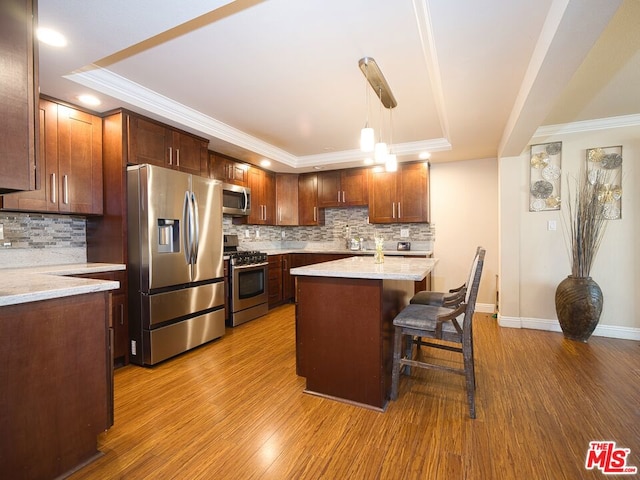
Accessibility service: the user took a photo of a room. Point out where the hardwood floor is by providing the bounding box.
[69,305,640,479]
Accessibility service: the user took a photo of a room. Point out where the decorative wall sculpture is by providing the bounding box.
[530,142,562,212]
[586,145,623,220]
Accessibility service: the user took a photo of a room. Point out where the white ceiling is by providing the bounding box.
[37,0,639,173]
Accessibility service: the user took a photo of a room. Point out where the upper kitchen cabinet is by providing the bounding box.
[276,174,298,226]
[317,168,368,208]
[127,114,207,175]
[298,173,324,226]
[247,167,275,225]
[368,162,430,223]
[1,98,103,215]
[0,0,38,193]
[209,152,248,186]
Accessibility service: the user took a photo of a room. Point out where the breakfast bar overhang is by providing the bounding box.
[291,256,438,411]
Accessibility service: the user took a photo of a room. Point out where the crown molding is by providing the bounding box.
[67,66,452,170]
[534,114,640,138]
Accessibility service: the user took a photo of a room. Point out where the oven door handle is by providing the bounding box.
[231,262,269,270]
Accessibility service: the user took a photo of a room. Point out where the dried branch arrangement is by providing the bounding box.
[564,169,611,278]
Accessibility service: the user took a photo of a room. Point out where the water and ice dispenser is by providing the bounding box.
[157,219,179,253]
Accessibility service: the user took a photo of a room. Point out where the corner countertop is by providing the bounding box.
[0,263,125,307]
[290,255,437,281]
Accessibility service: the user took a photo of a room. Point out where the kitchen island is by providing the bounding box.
[291,255,437,411]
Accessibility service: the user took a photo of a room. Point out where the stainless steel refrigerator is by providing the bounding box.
[127,164,225,366]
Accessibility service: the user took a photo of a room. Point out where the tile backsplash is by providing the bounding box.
[0,206,434,268]
[0,213,87,268]
[223,207,435,250]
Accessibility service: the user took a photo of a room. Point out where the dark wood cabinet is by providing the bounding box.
[0,0,38,194]
[0,291,112,479]
[248,167,275,225]
[127,114,207,175]
[268,254,284,308]
[276,174,299,226]
[209,152,248,186]
[73,270,128,368]
[1,98,103,215]
[368,162,430,223]
[317,168,368,208]
[298,173,325,226]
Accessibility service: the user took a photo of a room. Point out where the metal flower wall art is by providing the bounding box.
[530,142,562,212]
[586,146,623,220]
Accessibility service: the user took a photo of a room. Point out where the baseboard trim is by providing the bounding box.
[496,315,640,341]
[475,303,495,314]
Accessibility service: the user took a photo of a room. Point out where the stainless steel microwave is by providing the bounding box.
[222,183,251,216]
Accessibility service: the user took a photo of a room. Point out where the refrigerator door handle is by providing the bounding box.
[191,191,200,264]
[183,191,192,264]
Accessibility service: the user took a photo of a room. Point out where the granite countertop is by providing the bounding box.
[0,263,125,307]
[290,255,437,281]
[263,248,432,257]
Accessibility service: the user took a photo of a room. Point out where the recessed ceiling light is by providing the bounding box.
[313,166,324,170]
[363,158,373,165]
[77,94,101,107]
[37,27,67,47]
[419,151,431,160]
[260,159,271,168]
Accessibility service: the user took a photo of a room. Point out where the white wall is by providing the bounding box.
[430,157,499,312]
[499,122,639,340]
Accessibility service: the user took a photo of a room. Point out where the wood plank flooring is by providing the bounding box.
[69,304,640,479]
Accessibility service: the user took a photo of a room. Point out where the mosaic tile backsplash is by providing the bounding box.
[0,207,434,267]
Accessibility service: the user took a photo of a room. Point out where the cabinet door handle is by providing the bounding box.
[63,175,69,204]
[278,207,281,223]
[51,173,56,204]
[168,147,173,165]
[342,191,346,203]
[337,191,340,202]
[118,303,124,325]
[176,148,180,167]
[392,202,396,219]
[397,202,401,219]
[313,206,317,222]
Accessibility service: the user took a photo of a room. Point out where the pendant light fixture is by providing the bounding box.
[385,105,398,172]
[360,63,375,152]
[374,85,388,163]
[358,57,397,166]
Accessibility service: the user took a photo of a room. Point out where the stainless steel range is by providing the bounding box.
[224,235,269,326]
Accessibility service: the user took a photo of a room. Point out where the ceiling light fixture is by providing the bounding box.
[37,27,67,47]
[77,94,101,107]
[358,57,398,171]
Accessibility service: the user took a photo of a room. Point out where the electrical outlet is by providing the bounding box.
[281,230,286,240]
[548,220,557,231]
[245,229,250,238]
[400,228,410,238]
[256,228,260,239]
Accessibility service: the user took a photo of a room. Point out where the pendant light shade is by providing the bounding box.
[360,127,375,152]
[385,153,398,172]
[374,141,388,163]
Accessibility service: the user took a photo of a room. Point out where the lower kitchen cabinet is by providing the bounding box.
[268,254,284,308]
[73,269,128,367]
[0,291,112,479]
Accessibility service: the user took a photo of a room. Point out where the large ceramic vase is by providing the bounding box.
[555,275,603,342]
